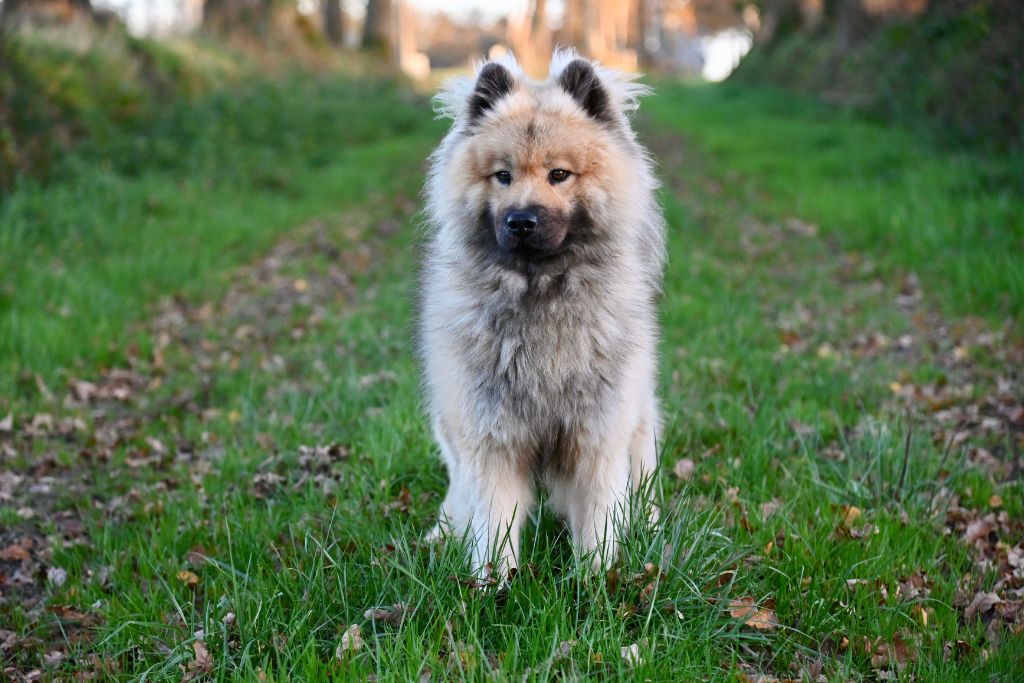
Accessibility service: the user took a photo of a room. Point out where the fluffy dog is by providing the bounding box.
[417,49,666,573]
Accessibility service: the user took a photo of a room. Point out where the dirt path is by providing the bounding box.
[0,191,416,677]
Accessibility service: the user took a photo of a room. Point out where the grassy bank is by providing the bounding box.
[647,83,1024,323]
[0,43,438,396]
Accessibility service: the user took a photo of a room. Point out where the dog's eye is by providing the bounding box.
[494,171,512,186]
[548,169,571,184]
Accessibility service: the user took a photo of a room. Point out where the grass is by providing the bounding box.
[647,83,1024,322]
[1,70,1021,681]
[0,69,437,397]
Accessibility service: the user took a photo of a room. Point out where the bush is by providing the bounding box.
[734,0,1023,152]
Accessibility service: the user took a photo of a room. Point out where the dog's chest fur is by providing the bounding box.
[449,264,638,459]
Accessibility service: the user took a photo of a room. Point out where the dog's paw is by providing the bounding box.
[423,523,447,543]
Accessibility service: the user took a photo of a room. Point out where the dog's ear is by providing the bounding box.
[558,59,612,123]
[468,62,516,123]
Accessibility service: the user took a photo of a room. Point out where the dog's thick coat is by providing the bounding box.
[418,50,666,572]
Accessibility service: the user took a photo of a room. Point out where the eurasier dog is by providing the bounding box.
[418,49,665,574]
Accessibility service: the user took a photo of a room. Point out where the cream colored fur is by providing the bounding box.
[418,49,666,575]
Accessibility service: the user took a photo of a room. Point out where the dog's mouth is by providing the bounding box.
[472,205,595,274]
[506,241,570,260]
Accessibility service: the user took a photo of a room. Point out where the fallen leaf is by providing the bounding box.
[50,605,91,623]
[0,413,12,432]
[177,570,200,586]
[964,591,1001,620]
[188,640,214,677]
[335,624,363,659]
[363,603,410,628]
[911,604,933,627]
[728,597,779,630]
[673,458,695,480]
[552,640,575,664]
[47,567,68,587]
[186,545,210,567]
[759,498,783,519]
[0,544,31,562]
[868,632,916,670]
[964,517,994,544]
[43,650,65,668]
[840,505,862,528]
[620,642,642,667]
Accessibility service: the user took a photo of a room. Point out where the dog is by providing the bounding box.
[417,49,666,574]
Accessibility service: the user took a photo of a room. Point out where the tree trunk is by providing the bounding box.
[756,0,802,47]
[561,0,585,51]
[362,0,391,52]
[834,0,875,52]
[1,0,94,25]
[629,0,651,66]
[204,0,271,33]
[322,0,343,46]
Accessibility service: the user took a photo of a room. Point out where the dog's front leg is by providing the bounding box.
[464,452,534,577]
[562,431,633,571]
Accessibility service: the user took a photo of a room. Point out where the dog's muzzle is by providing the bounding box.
[496,205,568,256]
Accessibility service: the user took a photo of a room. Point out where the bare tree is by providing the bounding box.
[362,0,391,51]
[1,0,95,26]
[203,0,272,32]
[322,0,342,46]
[833,0,875,51]
[561,0,585,51]
[756,0,803,47]
[630,0,651,66]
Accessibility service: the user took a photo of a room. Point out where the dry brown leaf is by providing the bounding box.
[964,517,994,544]
[964,591,1001,620]
[0,544,31,562]
[0,413,12,433]
[840,505,862,528]
[43,650,65,668]
[728,597,779,630]
[176,570,200,586]
[673,458,695,480]
[363,603,410,628]
[911,604,933,627]
[186,545,210,568]
[335,624,363,659]
[867,632,916,670]
[760,498,783,520]
[552,639,575,664]
[187,640,214,678]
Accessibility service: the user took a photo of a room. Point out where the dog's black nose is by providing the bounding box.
[505,211,538,236]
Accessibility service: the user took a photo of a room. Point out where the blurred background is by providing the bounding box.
[1,0,1021,193]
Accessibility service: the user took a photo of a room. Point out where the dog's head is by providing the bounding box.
[430,50,652,272]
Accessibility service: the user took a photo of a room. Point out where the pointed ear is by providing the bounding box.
[558,59,612,123]
[467,62,516,123]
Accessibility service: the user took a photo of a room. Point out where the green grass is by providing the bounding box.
[0,71,438,397]
[647,83,1024,322]
[1,77,1021,680]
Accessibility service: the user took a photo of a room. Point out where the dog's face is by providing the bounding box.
[441,59,629,271]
